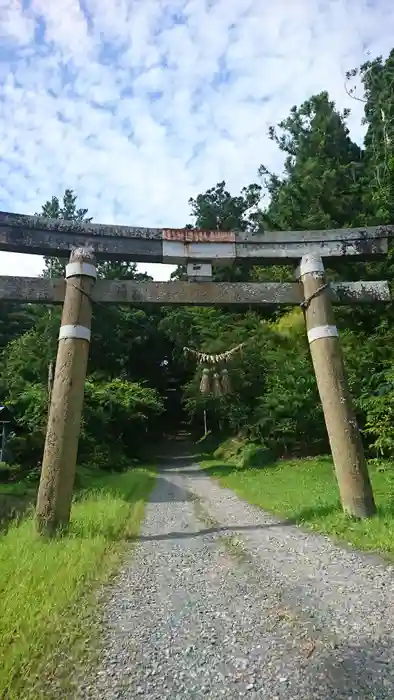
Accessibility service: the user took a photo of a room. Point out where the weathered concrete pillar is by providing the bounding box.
[36,248,96,535]
[297,253,376,518]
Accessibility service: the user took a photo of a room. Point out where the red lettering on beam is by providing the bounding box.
[163,229,235,243]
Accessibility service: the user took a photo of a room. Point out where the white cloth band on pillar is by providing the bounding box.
[59,324,91,341]
[297,254,325,279]
[65,262,97,279]
[307,325,338,344]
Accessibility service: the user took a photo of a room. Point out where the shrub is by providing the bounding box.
[0,462,23,483]
[4,378,164,475]
[214,437,274,469]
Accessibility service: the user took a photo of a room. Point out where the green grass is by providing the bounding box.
[202,455,394,557]
[0,467,155,700]
[0,482,31,497]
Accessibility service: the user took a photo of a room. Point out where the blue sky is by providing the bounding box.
[0,0,393,279]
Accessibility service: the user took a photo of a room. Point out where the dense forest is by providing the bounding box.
[1,49,394,482]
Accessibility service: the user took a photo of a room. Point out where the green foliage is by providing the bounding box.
[5,374,163,470]
[3,45,394,474]
[259,91,364,231]
[171,308,325,456]
[38,189,92,278]
[0,190,174,473]
[0,461,23,483]
[0,300,165,470]
[1,313,59,394]
[0,304,36,350]
[188,180,263,234]
[173,181,264,282]
[213,437,274,469]
[252,347,325,456]
[360,368,394,457]
[354,49,394,223]
[81,378,164,463]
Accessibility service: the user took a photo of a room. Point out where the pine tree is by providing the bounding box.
[37,189,92,278]
[355,50,394,224]
[260,92,364,231]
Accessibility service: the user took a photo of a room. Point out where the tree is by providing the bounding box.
[172,181,263,283]
[0,190,179,470]
[38,189,153,282]
[348,49,394,224]
[257,89,394,333]
[0,303,36,350]
[259,92,364,231]
[96,261,152,281]
[38,189,92,278]
[189,180,263,232]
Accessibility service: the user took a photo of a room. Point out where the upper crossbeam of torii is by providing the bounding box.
[0,210,392,264]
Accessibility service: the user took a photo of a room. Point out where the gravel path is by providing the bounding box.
[79,455,394,699]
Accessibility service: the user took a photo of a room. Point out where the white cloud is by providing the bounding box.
[0,0,35,45]
[0,0,393,280]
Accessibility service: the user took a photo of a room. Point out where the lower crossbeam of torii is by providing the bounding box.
[0,277,390,306]
[0,208,390,534]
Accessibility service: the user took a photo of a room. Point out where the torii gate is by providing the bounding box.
[0,210,391,534]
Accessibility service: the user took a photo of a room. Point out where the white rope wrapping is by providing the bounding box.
[59,325,91,341]
[307,325,338,343]
[297,254,325,278]
[65,262,97,279]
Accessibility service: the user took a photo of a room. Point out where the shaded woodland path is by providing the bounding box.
[79,447,394,699]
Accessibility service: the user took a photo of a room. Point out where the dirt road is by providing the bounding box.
[79,454,394,699]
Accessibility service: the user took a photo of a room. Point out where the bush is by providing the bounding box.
[3,377,164,475]
[0,462,24,483]
[214,437,274,469]
[81,378,164,461]
[359,369,394,458]
[241,443,274,468]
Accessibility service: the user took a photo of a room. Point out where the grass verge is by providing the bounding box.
[0,467,155,700]
[201,454,394,558]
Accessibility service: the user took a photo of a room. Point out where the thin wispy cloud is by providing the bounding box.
[0,0,392,278]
